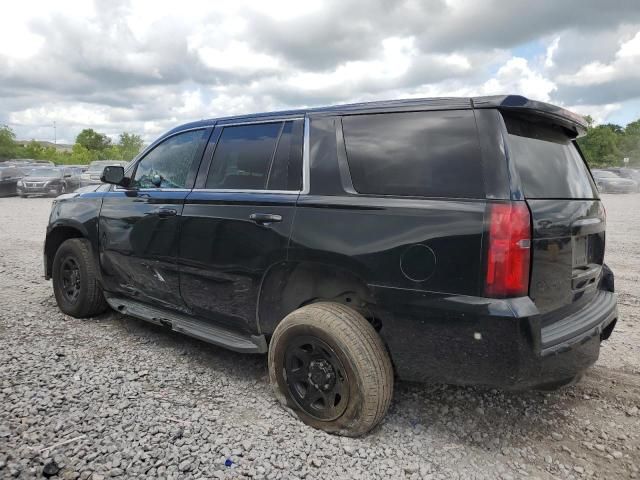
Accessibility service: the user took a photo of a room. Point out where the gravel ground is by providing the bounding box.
[1,194,639,480]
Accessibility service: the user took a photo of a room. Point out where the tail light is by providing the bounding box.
[485,202,531,298]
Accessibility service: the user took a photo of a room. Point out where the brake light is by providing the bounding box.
[485,202,531,298]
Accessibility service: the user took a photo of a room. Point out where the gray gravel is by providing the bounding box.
[1,194,639,479]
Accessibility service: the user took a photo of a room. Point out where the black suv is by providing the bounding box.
[45,95,618,436]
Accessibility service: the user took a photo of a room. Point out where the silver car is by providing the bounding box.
[592,170,638,193]
[80,160,128,187]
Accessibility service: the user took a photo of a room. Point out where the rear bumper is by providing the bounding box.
[375,286,617,389]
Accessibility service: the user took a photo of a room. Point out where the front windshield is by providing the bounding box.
[26,168,61,178]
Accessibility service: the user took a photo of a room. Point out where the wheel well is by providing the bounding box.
[258,263,379,335]
[44,226,84,279]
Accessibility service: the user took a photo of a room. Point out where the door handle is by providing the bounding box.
[155,207,177,218]
[249,213,282,225]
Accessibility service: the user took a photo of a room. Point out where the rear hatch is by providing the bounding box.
[502,113,604,317]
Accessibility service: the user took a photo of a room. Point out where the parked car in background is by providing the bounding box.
[44,95,617,436]
[66,164,90,173]
[7,159,55,167]
[0,165,24,197]
[17,167,80,197]
[606,168,640,191]
[592,169,638,193]
[80,160,128,187]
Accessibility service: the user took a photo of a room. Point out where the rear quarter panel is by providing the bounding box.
[289,195,486,295]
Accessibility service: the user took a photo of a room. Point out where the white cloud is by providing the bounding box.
[544,36,560,68]
[557,31,640,87]
[1,0,639,144]
[479,57,556,101]
[566,103,622,125]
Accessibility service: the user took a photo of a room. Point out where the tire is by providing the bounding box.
[268,302,393,437]
[52,238,108,318]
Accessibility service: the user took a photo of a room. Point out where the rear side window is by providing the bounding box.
[342,110,484,198]
[206,123,281,190]
[206,120,303,191]
[503,114,597,199]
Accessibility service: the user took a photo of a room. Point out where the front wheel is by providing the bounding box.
[53,184,66,197]
[268,302,394,437]
[52,238,108,317]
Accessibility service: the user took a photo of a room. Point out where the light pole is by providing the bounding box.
[53,121,57,144]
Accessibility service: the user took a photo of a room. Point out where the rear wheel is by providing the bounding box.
[52,238,108,317]
[268,302,393,436]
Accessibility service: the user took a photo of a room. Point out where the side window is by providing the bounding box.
[133,129,205,189]
[205,122,282,190]
[342,110,484,198]
[267,120,304,191]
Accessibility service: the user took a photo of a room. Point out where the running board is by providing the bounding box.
[105,296,267,353]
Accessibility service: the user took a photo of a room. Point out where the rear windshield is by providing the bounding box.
[503,114,597,199]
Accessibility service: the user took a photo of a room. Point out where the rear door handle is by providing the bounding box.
[155,207,177,218]
[249,213,282,225]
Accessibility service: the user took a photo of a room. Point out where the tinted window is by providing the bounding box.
[206,123,282,190]
[133,129,205,189]
[342,110,484,198]
[267,120,304,191]
[503,115,596,199]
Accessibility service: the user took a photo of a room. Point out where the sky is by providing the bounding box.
[1,0,640,144]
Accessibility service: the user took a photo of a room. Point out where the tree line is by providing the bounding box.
[577,116,640,167]
[2,115,640,167]
[0,126,144,165]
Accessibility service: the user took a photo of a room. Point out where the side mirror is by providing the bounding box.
[101,166,127,186]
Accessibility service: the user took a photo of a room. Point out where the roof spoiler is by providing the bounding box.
[472,95,588,138]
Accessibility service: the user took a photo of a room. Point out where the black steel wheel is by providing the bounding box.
[59,256,81,304]
[52,238,108,318]
[269,302,393,437]
[284,335,349,421]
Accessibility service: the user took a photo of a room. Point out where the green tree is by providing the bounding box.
[0,125,16,160]
[578,124,622,167]
[601,123,624,135]
[619,119,640,166]
[102,145,124,160]
[22,140,47,159]
[118,132,144,161]
[69,144,95,164]
[76,128,112,151]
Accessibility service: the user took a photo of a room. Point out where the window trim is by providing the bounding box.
[194,117,308,194]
